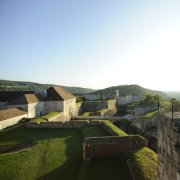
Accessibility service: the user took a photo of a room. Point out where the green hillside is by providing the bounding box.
[94,84,167,97]
[0,79,95,94]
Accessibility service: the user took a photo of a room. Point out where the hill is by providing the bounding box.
[94,84,167,98]
[0,80,95,94]
[163,91,180,100]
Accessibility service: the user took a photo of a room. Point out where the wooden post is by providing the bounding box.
[172,101,174,122]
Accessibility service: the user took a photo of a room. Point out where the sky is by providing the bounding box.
[1,0,180,91]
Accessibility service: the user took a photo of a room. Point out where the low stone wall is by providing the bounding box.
[26,120,126,136]
[26,120,90,128]
[83,135,147,160]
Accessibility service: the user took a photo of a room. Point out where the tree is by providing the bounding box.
[139,95,157,105]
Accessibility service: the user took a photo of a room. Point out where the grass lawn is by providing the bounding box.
[0,125,132,180]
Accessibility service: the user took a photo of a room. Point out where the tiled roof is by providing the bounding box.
[46,86,75,101]
[8,94,39,105]
[0,108,27,121]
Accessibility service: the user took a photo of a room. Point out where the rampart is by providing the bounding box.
[82,99,117,116]
[158,113,180,180]
[83,135,147,160]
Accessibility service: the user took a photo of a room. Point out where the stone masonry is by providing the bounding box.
[158,112,180,180]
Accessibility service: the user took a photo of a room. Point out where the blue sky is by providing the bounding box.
[1,0,180,90]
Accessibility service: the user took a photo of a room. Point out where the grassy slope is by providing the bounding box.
[141,110,158,119]
[0,125,132,180]
[102,120,128,136]
[128,147,157,180]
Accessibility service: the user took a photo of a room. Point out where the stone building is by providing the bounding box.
[7,94,40,118]
[45,86,76,121]
[158,111,180,180]
[0,108,27,130]
[3,86,76,122]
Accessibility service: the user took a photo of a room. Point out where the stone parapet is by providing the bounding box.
[83,135,147,160]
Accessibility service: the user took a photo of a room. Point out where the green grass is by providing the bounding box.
[81,126,109,138]
[128,147,157,180]
[30,111,60,122]
[97,108,108,113]
[141,110,158,119]
[30,118,47,122]
[0,125,132,180]
[77,156,132,180]
[42,111,60,119]
[82,112,95,116]
[102,120,128,136]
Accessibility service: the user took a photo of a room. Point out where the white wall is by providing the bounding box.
[44,101,64,114]
[28,103,39,118]
[135,106,157,116]
[83,94,102,101]
[63,98,76,121]
[0,114,27,130]
[117,95,143,105]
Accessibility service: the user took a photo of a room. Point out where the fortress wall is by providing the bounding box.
[82,101,108,112]
[158,114,180,180]
[135,105,157,116]
[83,135,147,160]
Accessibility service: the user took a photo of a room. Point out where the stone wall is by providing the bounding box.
[0,114,28,130]
[75,102,83,116]
[82,100,117,116]
[135,105,157,116]
[26,120,100,128]
[117,95,143,105]
[83,135,147,160]
[131,115,158,130]
[44,101,64,115]
[107,99,117,115]
[82,101,108,112]
[63,98,77,121]
[158,114,180,180]
[26,119,123,136]
[83,94,102,101]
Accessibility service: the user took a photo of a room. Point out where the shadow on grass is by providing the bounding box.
[77,155,132,180]
[0,125,132,180]
[37,133,83,180]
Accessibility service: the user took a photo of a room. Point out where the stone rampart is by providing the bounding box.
[158,113,180,180]
[135,105,157,116]
[83,135,147,160]
[82,101,108,112]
